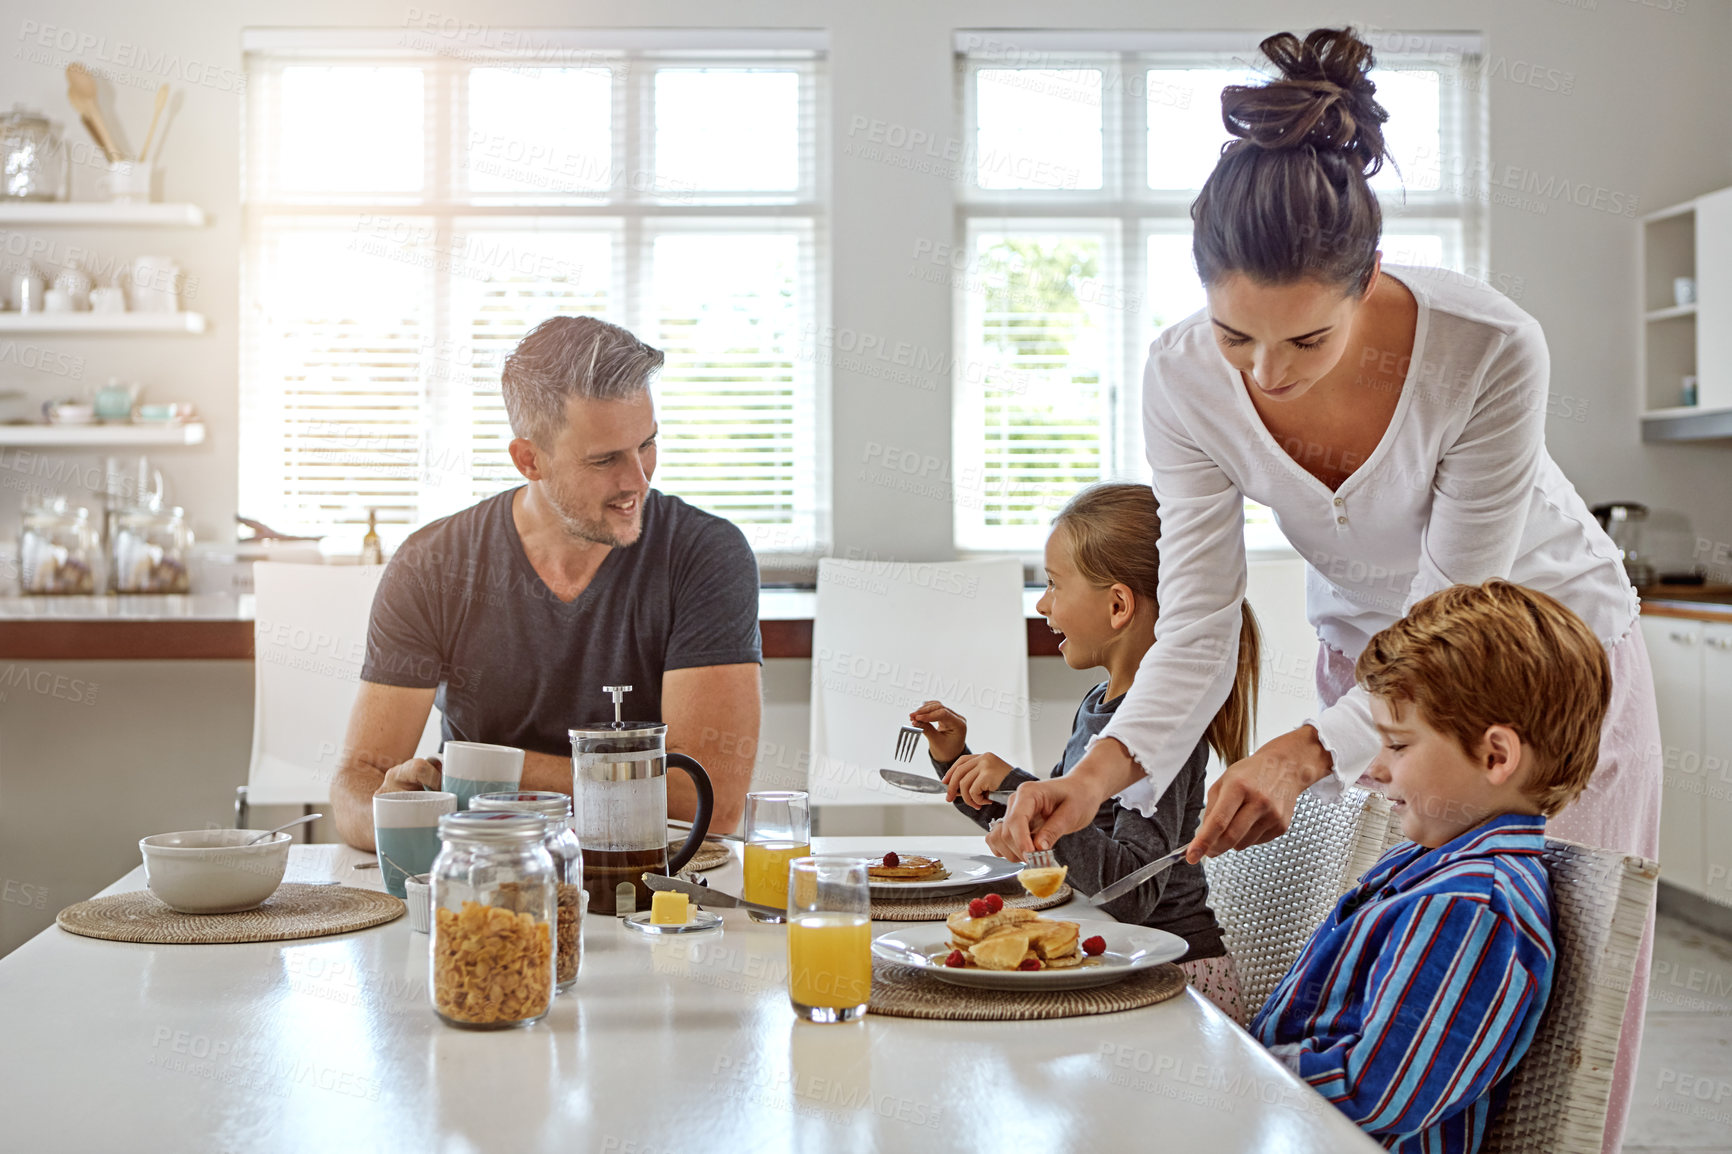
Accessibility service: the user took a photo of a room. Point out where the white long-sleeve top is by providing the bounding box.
[1104,264,1637,815]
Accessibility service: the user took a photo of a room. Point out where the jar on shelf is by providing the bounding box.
[19,498,99,595]
[429,812,556,1029]
[0,105,69,201]
[111,506,192,593]
[473,790,584,991]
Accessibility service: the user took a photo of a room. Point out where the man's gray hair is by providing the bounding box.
[500,316,665,447]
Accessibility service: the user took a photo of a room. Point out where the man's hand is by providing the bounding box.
[1185,725,1334,862]
[377,756,443,794]
[942,752,1013,809]
[909,700,967,765]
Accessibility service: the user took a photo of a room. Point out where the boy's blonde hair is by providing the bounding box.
[1354,579,1609,816]
[1053,483,1261,764]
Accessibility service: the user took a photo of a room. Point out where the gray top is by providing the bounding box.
[362,486,762,756]
[934,681,1225,962]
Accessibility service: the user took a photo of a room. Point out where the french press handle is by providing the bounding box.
[665,754,714,874]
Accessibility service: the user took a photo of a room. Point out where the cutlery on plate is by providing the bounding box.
[878,767,1014,805]
[893,724,923,761]
[1078,847,1190,907]
[644,873,784,920]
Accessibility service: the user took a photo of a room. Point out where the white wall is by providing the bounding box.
[0,0,1724,556]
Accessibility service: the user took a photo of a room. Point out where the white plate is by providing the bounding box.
[864,850,1023,897]
[871,923,1187,991]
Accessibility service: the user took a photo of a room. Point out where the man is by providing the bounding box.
[332,316,762,850]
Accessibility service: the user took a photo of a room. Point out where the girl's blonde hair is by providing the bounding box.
[1053,483,1261,764]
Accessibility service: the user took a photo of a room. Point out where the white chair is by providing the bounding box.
[1202,784,1398,1013]
[237,562,442,830]
[807,557,1032,811]
[1480,841,1659,1154]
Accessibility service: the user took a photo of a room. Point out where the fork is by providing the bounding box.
[894,724,923,762]
[1026,849,1057,870]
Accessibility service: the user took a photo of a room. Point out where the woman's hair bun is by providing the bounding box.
[1220,27,1389,177]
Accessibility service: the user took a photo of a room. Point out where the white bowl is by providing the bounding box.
[139,829,292,913]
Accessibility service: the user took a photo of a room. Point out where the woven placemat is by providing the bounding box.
[869,960,1187,1020]
[666,836,732,872]
[871,883,1072,922]
[56,884,404,945]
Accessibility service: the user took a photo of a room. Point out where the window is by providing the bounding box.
[952,35,1486,553]
[241,35,827,554]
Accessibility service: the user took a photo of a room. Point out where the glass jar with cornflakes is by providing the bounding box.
[429,811,556,1030]
[472,790,583,992]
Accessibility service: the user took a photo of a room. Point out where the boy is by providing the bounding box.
[1251,580,1611,1153]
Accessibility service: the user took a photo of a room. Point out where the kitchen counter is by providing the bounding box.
[0,589,1067,660]
[1636,583,1732,624]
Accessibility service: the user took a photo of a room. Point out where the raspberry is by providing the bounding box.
[967,898,990,919]
[1018,959,1042,971]
[1082,935,1106,957]
[944,950,965,968]
[883,851,900,868]
[982,893,1005,914]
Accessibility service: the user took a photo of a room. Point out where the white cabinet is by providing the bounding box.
[1642,614,1732,905]
[1639,192,1732,440]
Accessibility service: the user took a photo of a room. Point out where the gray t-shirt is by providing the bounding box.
[934,681,1225,962]
[361,486,762,755]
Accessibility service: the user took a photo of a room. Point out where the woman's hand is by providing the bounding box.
[1185,725,1334,861]
[909,700,968,764]
[942,752,1014,809]
[991,738,1142,860]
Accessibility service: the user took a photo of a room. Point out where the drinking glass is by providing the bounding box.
[742,790,810,923]
[786,856,872,1023]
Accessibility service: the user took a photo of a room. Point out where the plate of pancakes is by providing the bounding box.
[865,850,1024,897]
[871,906,1187,991]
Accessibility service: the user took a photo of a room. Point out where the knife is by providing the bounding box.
[1078,847,1191,908]
[643,873,785,920]
[879,767,1015,805]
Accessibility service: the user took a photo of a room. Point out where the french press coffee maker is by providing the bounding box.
[569,685,714,916]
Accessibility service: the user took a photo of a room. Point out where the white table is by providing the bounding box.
[0,836,1380,1153]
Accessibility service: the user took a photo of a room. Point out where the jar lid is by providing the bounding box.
[437,811,548,843]
[470,790,572,820]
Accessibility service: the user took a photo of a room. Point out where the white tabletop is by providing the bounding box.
[0,836,1379,1153]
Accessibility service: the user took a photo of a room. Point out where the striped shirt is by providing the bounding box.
[1250,813,1554,1154]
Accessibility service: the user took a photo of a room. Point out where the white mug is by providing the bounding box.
[89,286,126,313]
[42,289,74,313]
[128,256,181,313]
[441,741,525,809]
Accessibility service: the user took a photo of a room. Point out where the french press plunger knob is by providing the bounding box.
[602,685,632,727]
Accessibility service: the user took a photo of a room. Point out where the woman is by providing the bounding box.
[991,28,1659,1154]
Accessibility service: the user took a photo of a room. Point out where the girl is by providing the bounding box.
[911,482,1257,1021]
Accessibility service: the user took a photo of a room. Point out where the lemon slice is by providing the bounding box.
[1019,865,1068,898]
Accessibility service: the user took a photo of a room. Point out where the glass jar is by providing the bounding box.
[429,812,557,1030]
[473,791,584,991]
[111,506,192,593]
[0,106,69,201]
[19,499,99,595]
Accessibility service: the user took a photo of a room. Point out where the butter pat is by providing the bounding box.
[650,891,690,925]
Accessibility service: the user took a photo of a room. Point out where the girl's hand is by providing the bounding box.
[909,700,968,764]
[942,752,1015,808]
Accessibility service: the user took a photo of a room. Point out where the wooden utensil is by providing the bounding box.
[139,84,169,163]
[79,113,113,162]
[66,63,122,162]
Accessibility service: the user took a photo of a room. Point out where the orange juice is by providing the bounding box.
[743,841,811,909]
[787,913,872,1009]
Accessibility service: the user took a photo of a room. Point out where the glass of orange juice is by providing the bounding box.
[742,790,810,923]
[786,855,872,1023]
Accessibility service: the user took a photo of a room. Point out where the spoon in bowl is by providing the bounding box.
[245,813,323,845]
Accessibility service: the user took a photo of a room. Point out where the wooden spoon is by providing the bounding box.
[66,63,122,162]
[80,114,113,162]
[139,84,169,163]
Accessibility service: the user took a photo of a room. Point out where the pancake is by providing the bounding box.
[868,854,949,882]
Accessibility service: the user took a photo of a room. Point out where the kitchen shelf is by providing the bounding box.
[1646,304,1698,322]
[0,422,205,447]
[0,312,205,334]
[0,202,206,227]
[1640,405,1732,442]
